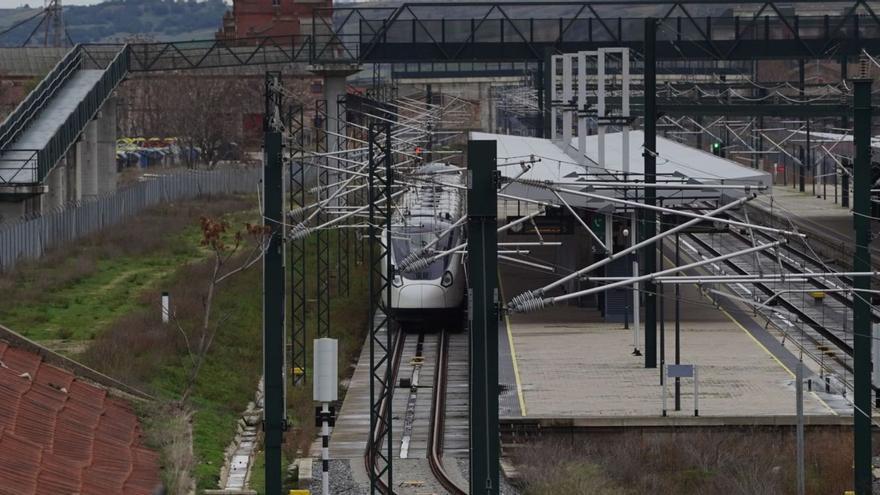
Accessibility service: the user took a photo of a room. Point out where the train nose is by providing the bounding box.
[397,283,446,308]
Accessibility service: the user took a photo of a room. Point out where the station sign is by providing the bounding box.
[505,215,574,235]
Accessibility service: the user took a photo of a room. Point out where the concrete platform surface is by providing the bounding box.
[504,310,836,419]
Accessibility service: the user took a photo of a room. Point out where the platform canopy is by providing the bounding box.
[471,131,770,209]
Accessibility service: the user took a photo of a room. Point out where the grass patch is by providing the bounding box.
[2,192,369,491]
[0,196,255,343]
[81,225,369,491]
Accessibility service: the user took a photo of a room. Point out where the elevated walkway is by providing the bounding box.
[0,45,126,193]
[1,70,103,185]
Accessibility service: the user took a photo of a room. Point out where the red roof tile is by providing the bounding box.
[0,341,162,495]
[35,452,82,494]
[34,363,74,391]
[0,432,42,495]
[1,347,42,378]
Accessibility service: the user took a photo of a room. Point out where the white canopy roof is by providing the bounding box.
[470,131,770,209]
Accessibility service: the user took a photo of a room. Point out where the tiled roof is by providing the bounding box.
[0,341,162,495]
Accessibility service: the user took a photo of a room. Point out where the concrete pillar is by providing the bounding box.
[78,120,98,200]
[96,97,117,195]
[65,148,79,202]
[42,159,66,211]
[479,82,491,132]
[487,84,495,133]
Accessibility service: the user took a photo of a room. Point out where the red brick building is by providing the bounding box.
[216,0,332,39]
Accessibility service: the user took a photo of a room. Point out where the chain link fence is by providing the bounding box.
[0,167,261,272]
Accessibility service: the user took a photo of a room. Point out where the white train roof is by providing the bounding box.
[397,162,463,224]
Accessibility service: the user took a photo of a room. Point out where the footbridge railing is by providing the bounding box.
[0,44,129,186]
[0,46,82,152]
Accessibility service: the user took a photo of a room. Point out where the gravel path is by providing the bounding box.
[310,459,368,495]
[310,457,522,494]
[455,459,521,495]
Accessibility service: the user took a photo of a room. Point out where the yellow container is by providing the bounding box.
[289,490,310,495]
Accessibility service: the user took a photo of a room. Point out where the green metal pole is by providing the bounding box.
[852,76,873,495]
[263,126,285,495]
[643,18,658,369]
[468,139,500,495]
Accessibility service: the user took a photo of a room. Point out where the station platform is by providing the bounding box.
[498,262,845,421]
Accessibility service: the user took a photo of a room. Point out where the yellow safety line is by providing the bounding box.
[505,312,528,417]
[663,254,837,415]
[498,274,528,417]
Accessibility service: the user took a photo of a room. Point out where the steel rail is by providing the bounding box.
[720,207,880,324]
[428,329,469,495]
[685,232,860,363]
[365,327,467,494]
[365,327,406,494]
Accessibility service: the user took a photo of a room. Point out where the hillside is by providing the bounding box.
[0,0,228,46]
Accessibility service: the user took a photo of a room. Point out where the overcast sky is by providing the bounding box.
[0,0,231,8]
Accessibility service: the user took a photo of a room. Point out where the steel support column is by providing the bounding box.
[852,76,873,495]
[368,121,395,494]
[468,139,500,495]
[337,94,351,297]
[315,99,331,338]
[263,72,286,495]
[643,18,658,369]
[289,104,308,386]
[799,59,806,193]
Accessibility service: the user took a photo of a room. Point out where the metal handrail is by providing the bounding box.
[0,45,131,186]
[0,45,82,150]
[0,150,38,185]
[33,45,130,183]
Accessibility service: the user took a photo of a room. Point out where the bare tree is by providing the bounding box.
[118,73,262,168]
[175,216,271,402]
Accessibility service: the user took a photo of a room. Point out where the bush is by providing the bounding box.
[513,429,855,495]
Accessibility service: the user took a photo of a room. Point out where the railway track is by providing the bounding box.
[677,204,880,396]
[366,327,468,495]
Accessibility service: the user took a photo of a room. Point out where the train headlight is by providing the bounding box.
[441,270,454,287]
[392,274,403,287]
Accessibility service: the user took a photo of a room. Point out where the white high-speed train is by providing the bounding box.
[384,162,466,326]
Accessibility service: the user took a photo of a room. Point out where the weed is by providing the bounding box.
[513,429,855,495]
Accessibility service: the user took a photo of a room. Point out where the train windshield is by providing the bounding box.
[392,221,457,280]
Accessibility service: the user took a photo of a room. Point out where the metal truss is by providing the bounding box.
[19,0,880,73]
[337,94,351,297]
[288,104,308,386]
[319,0,880,63]
[367,121,395,494]
[95,35,311,72]
[315,99,331,339]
